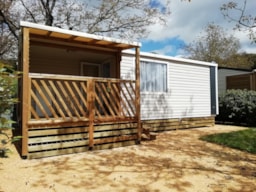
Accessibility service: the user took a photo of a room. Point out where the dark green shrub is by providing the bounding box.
[0,62,20,157]
[216,89,256,126]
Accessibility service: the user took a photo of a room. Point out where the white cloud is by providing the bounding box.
[145,0,256,54]
[234,29,256,53]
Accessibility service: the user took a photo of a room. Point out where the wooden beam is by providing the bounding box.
[250,72,256,91]
[94,135,137,145]
[28,139,89,152]
[21,27,30,157]
[46,31,52,37]
[135,47,141,143]
[142,116,215,132]
[30,39,118,54]
[28,120,89,129]
[88,79,95,149]
[253,72,256,91]
[116,51,121,79]
[30,34,121,52]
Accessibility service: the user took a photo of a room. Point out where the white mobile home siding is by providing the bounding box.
[166,62,210,119]
[121,51,217,120]
[120,55,135,80]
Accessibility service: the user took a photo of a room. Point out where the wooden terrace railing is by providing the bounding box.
[28,73,137,127]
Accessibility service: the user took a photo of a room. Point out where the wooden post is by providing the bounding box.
[116,51,122,116]
[21,27,30,157]
[249,73,253,90]
[135,47,141,143]
[88,79,95,149]
[116,51,121,79]
[252,72,256,91]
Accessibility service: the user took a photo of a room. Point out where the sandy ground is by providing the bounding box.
[1,125,256,192]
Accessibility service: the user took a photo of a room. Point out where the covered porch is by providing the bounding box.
[19,21,141,158]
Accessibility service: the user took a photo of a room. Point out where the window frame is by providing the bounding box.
[140,59,168,93]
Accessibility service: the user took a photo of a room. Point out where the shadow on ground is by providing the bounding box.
[4,126,256,192]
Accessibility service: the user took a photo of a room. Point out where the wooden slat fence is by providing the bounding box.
[24,73,138,158]
[27,122,138,159]
[28,73,136,125]
[226,72,256,91]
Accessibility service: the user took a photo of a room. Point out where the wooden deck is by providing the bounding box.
[142,116,215,132]
[22,73,140,158]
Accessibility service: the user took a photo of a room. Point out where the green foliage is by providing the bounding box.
[223,53,256,70]
[216,89,256,126]
[185,23,240,65]
[200,129,256,154]
[185,22,256,69]
[0,61,20,157]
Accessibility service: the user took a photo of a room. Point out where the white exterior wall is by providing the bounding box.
[120,54,135,80]
[121,51,217,120]
[218,68,250,94]
[165,62,211,119]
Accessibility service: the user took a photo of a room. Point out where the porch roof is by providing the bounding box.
[20,21,141,50]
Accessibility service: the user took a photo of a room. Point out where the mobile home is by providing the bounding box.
[122,51,218,131]
[18,21,217,158]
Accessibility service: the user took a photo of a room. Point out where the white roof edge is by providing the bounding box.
[123,49,218,67]
[20,21,141,47]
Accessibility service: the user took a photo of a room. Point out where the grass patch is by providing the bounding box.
[200,128,256,154]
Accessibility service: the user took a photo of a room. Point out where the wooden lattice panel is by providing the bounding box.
[30,76,88,121]
[94,79,136,119]
[28,74,137,124]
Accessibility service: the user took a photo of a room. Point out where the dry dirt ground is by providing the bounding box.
[1,125,256,192]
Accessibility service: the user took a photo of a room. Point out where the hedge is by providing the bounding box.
[216,89,256,126]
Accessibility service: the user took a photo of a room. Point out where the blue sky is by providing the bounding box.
[140,0,256,57]
[141,37,186,56]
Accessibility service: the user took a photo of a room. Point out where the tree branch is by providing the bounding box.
[0,10,18,40]
[39,0,56,26]
[221,0,256,28]
[20,0,38,23]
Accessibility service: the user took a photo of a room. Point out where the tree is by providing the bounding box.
[221,0,256,43]
[185,23,241,66]
[0,0,20,60]
[224,53,256,69]
[0,0,172,59]
[0,25,16,59]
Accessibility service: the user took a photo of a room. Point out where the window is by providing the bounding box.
[140,61,167,92]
